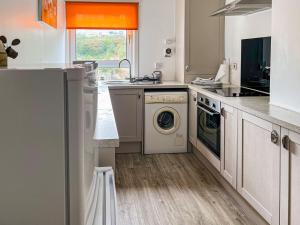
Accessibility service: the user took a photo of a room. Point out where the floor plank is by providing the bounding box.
[115,153,253,225]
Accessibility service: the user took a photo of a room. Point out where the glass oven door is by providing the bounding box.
[197,103,221,158]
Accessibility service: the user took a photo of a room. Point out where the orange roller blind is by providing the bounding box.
[66,2,139,30]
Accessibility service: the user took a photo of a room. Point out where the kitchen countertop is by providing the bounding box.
[102,81,188,89]
[189,84,300,134]
[94,81,300,147]
[93,85,119,148]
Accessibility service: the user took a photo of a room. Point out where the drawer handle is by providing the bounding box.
[271,130,279,144]
[282,135,290,150]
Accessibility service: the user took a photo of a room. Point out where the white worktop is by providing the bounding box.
[93,85,120,148]
[94,81,300,147]
[189,84,300,134]
[101,81,189,89]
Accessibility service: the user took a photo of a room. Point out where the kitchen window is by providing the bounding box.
[66,2,139,80]
[70,29,138,80]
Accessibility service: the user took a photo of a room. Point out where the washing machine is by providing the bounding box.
[144,91,188,154]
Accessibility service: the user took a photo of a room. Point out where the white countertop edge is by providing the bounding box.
[103,81,189,89]
[189,84,300,134]
[93,86,119,148]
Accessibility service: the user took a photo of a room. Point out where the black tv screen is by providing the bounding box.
[241,37,271,93]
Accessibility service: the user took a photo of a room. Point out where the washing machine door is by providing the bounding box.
[154,107,180,135]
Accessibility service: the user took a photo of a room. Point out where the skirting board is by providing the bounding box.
[192,145,268,225]
[116,142,142,154]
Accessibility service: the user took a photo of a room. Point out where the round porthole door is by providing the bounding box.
[154,107,180,135]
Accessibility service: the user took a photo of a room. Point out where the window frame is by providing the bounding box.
[68,29,139,79]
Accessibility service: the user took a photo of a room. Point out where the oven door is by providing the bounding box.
[197,103,221,158]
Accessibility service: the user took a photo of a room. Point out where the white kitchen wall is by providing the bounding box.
[139,0,176,80]
[0,0,176,79]
[0,0,66,65]
[270,0,300,112]
[225,0,272,85]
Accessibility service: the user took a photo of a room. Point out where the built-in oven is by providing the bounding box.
[197,93,221,159]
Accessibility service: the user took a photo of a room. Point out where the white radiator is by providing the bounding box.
[85,167,117,225]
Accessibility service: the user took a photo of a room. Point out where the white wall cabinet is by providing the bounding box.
[220,103,238,189]
[189,89,197,146]
[237,111,280,225]
[176,0,225,82]
[280,129,300,225]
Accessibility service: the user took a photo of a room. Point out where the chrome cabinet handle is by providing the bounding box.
[282,135,290,150]
[271,130,279,144]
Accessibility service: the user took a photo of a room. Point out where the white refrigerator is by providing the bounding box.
[0,67,85,225]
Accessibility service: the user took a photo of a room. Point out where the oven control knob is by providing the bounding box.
[205,99,210,105]
[212,103,216,108]
[200,97,204,102]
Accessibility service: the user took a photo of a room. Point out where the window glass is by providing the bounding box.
[75,30,130,80]
[76,30,126,60]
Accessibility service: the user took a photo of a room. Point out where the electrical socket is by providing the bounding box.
[164,38,174,45]
[154,62,163,70]
[231,63,238,71]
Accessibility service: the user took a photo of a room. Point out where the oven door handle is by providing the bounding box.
[197,105,220,116]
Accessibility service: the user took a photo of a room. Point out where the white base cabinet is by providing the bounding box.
[109,89,143,153]
[189,90,300,225]
[237,111,280,225]
[280,129,300,225]
[220,103,238,189]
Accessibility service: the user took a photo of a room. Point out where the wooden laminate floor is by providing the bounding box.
[115,153,254,225]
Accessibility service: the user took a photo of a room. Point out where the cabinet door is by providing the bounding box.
[189,89,197,146]
[221,104,238,189]
[185,0,224,75]
[109,89,143,142]
[280,128,300,225]
[237,111,280,225]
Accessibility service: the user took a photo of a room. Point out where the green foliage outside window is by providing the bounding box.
[76,30,126,60]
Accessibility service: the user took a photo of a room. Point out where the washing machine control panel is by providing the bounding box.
[145,92,188,104]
